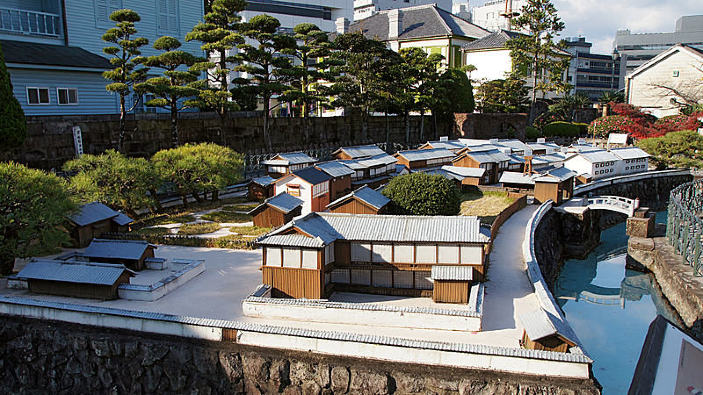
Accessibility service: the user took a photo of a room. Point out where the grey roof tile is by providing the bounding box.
[262,152,317,165]
[397,148,455,162]
[519,308,578,345]
[112,212,134,226]
[431,265,474,280]
[83,239,153,261]
[69,202,119,226]
[249,192,303,215]
[1,40,111,69]
[251,175,276,187]
[292,167,332,185]
[327,186,390,210]
[609,147,650,160]
[316,161,355,177]
[441,165,486,178]
[17,260,132,286]
[333,145,386,159]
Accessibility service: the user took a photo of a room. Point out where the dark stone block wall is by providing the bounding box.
[0,315,600,394]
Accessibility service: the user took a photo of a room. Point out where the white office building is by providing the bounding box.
[470,0,527,33]
[242,0,353,32]
[353,0,452,21]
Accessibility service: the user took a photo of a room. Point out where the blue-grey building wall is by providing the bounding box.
[7,67,118,116]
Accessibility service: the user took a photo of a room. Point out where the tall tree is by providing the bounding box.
[0,162,76,274]
[430,68,475,138]
[234,14,296,151]
[0,42,26,153]
[102,9,149,152]
[281,23,335,118]
[475,78,530,113]
[136,37,199,148]
[506,0,570,103]
[185,0,246,134]
[330,32,394,141]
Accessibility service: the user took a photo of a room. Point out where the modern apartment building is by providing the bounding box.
[470,0,527,33]
[0,0,204,115]
[614,15,703,75]
[564,37,626,100]
[243,0,352,33]
[353,0,452,21]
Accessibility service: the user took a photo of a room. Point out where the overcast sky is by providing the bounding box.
[463,0,702,53]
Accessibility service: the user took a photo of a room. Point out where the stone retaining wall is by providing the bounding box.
[0,315,600,394]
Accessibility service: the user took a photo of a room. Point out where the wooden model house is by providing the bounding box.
[82,239,156,271]
[339,153,397,189]
[274,167,331,214]
[255,213,491,301]
[315,161,354,200]
[16,260,134,300]
[533,167,576,205]
[261,152,317,178]
[395,148,455,171]
[68,202,134,247]
[332,144,386,160]
[519,308,578,353]
[326,186,390,215]
[249,193,304,228]
[248,176,276,200]
[431,265,474,304]
[440,166,486,187]
[452,149,511,184]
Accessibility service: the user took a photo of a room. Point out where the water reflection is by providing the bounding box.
[554,212,680,395]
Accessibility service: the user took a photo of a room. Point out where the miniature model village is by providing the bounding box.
[3,136,651,365]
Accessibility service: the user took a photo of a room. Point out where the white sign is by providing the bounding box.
[439,136,449,141]
[72,126,83,157]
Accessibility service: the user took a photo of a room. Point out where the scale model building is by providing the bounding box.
[255,213,491,303]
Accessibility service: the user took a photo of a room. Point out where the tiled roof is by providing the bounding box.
[333,145,386,159]
[500,171,536,186]
[83,239,153,261]
[249,192,303,215]
[607,133,629,145]
[112,212,134,226]
[256,234,326,248]
[341,153,397,170]
[291,167,332,185]
[397,148,455,162]
[493,139,531,153]
[259,212,490,247]
[251,175,276,187]
[349,4,488,42]
[328,186,390,210]
[431,265,474,281]
[610,147,650,160]
[571,150,620,163]
[261,152,317,166]
[461,30,524,51]
[457,149,511,164]
[534,167,577,183]
[17,260,132,286]
[316,161,355,177]
[519,308,578,345]
[422,140,466,151]
[69,202,119,226]
[441,165,486,178]
[0,40,111,69]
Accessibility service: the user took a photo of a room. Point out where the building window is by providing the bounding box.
[157,0,179,33]
[27,87,50,105]
[94,0,123,26]
[286,184,301,197]
[673,70,679,77]
[57,88,79,105]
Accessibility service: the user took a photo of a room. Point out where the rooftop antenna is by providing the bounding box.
[499,0,519,31]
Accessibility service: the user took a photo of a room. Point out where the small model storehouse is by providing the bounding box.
[440,166,486,187]
[326,186,390,214]
[431,265,474,304]
[255,213,491,301]
[82,239,156,271]
[452,149,510,184]
[274,167,332,214]
[249,193,304,228]
[395,148,455,171]
[248,176,276,200]
[533,167,576,205]
[340,153,397,188]
[519,308,578,353]
[418,140,466,154]
[68,202,134,247]
[16,260,134,300]
[316,161,354,200]
[261,152,317,178]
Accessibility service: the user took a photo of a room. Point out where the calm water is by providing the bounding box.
[554,211,678,394]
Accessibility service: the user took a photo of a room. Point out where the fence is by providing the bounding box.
[489,194,528,243]
[666,179,703,276]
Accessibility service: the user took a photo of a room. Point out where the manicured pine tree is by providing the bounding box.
[136,37,200,148]
[234,14,297,151]
[0,41,26,153]
[102,9,149,152]
[506,0,570,104]
[185,0,247,135]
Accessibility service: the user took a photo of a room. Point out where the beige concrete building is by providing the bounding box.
[625,44,703,118]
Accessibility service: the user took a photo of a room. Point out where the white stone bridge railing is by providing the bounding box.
[586,195,640,217]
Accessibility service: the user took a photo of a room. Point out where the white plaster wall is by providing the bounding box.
[563,156,594,178]
[466,50,513,82]
[275,178,312,214]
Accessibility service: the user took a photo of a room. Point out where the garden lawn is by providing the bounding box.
[178,222,222,235]
[460,190,516,218]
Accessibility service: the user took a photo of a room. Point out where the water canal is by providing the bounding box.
[554,211,680,394]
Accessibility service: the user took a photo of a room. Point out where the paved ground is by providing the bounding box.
[1,205,544,348]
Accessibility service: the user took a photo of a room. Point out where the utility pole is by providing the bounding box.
[499,0,519,30]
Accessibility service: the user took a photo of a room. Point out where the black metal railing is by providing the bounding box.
[666,179,703,276]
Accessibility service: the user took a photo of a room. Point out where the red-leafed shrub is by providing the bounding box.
[589,103,703,140]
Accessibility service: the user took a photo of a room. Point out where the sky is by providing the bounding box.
[461,0,703,54]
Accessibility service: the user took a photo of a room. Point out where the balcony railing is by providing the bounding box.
[0,7,61,37]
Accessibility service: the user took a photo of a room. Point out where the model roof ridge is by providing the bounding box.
[315,212,481,220]
[30,258,132,270]
[377,3,440,13]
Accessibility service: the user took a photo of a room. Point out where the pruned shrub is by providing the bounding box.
[382,173,461,216]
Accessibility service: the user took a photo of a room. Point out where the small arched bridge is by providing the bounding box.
[558,195,640,217]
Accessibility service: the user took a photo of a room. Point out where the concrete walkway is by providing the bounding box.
[480,204,541,346]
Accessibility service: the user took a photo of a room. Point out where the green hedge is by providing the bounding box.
[382,173,460,216]
[542,121,582,137]
[526,126,542,140]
